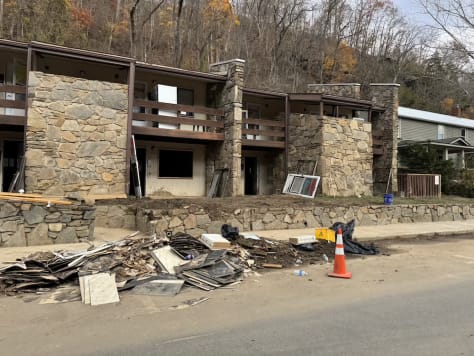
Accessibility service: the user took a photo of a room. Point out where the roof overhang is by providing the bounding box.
[398,139,474,151]
[30,41,133,66]
[136,62,226,83]
[244,88,287,99]
[288,93,374,109]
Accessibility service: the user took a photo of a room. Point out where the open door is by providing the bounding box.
[244,156,258,195]
[2,141,23,192]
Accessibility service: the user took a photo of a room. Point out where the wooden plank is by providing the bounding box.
[0,85,27,94]
[0,99,26,109]
[132,126,224,141]
[242,139,285,148]
[82,194,127,200]
[243,118,286,127]
[0,195,72,205]
[134,99,224,116]
[0,115,26,126]
[262,263,283,269]
[133,113,224,128]
[242,128,285,138]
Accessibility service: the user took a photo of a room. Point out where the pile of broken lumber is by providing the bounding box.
[0,232,245,300]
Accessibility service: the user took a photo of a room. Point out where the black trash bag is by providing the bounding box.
[221,224,240,240]
[330,220,378,255]
[297,243,315,251]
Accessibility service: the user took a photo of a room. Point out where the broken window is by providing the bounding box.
[158,150,193,178]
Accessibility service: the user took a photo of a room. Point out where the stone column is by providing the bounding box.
[209,59,245,196]
[369,83,399,194]
[307,83,361,99]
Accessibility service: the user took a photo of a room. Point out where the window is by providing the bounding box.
[178,88,194,117]
[282,174,320,198]
[159,150,193,178]
[438,125,445,140]
[461,128,467,140]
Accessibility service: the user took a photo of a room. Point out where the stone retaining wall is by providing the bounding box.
[131,203,474,236]
[0,201,95,247]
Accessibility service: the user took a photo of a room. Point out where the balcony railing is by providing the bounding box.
[132,99,224,141]
[0,85,27,126]
[242,117,286,148]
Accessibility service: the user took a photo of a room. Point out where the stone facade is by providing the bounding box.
[288,114,372,196]
[25,72,128,196]
[307,83,361,99]
[132,202,474,236]
[370,84,399,194]
[209,59,245,196]
[0,200,95,247]
[319,118,373,196]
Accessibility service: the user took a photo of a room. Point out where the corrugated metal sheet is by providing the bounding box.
[400,118,437,141]
[399,107,474,129]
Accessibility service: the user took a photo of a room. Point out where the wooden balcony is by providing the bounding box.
[0,85,27,126]
[242,117,286,148]
[132,99,224,141]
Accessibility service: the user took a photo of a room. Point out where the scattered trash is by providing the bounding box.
[295,258,303,265]
[221,224,240,240]
[169,297,209,310]
[130,278,184,296]
[296,243,316,252]
[289,235,317,245]
[151,245,187,275]
[329,220,378,255]
[199,234,232,250]
[293,270,308,276]
[323,254,329,263]
[262,263,283,269]
[80,272,120,306]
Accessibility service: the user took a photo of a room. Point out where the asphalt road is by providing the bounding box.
[116,279,474,356]
[2,236,474,356]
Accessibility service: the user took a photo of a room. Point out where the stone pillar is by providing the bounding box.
[209,59,245,196]
[307,83,361,99]
[369,83,399,194]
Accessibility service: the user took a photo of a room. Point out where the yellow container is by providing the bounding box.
[315,228,336,242]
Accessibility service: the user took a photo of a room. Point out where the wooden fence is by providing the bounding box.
[398,174,442,198]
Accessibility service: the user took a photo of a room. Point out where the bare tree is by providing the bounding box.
[419,0,474,61]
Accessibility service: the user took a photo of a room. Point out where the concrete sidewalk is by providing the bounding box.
[1,221,473,264]
[251,219,474,242]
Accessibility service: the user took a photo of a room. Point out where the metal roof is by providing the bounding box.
[399,106,474,129]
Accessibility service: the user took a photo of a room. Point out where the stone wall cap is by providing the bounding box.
[369,83,400,87]
[210,59,246,66]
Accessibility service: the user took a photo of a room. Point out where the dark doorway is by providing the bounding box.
[129,147,146,196]
[244,156,258,195]
[2,141,23,192]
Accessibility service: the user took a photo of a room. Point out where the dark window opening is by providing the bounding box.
[159,150,193,178]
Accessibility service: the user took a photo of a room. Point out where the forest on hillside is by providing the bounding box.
[0,0,472,117]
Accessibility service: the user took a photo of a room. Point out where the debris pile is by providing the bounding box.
[0,224,378,305]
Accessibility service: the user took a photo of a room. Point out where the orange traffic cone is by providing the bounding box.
[328,228,352,279]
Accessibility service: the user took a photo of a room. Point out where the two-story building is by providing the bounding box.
[398,106,474,169]
[0,39,398,198]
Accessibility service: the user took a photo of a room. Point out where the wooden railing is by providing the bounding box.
[132,99,225,141]
[0,84,27,126]
[242,117,286,148]
[398,174,442,198]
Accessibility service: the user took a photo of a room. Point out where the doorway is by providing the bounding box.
[244,156,258,195]
[2,141,23,192]
[129,147,146,196]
